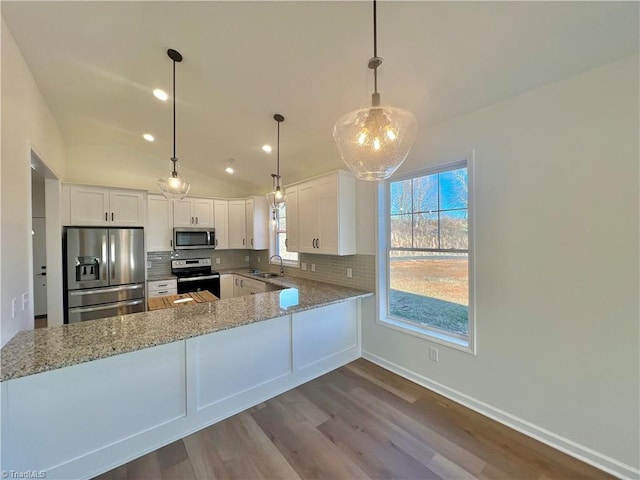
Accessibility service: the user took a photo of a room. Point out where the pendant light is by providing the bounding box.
[333,1,417,181]
[158,48,191,199]
[266,114,287,209]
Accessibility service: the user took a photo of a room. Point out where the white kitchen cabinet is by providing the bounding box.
[220,274,234,299]
[293,170,355,255]
[68,185,145,226]
[173,198,214,228]
[232,274,245,296]
[147,279,177,297]
[146,194,173,251]
[284,185,299,252]
[246,196,268,250]
[214,200,229,250]
[228,200,246,249]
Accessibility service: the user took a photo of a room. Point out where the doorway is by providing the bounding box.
[30,149,63,329]
[31,169,48,327]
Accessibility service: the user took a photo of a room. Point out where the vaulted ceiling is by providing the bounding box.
[3,1,638,196]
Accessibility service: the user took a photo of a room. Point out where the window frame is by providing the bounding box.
[376,152,476,354]
[272,204,299,268]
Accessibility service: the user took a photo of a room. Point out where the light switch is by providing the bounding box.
[346,268,353,278]
[311,263,316,272]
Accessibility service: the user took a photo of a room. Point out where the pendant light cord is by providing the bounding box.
[276,120,280,180]
[373,0,378,95]
[172,57,177,168]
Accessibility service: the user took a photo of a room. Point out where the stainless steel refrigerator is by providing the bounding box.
[64,227,145,323]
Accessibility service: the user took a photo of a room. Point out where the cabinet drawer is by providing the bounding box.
[148,280,177,294]
[148,288,177,298]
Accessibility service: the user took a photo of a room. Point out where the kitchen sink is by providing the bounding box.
[252,272,281,279]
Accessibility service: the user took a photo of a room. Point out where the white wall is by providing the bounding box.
[65,145,251,198]
[1,21,66,346]
[362,56,639,478]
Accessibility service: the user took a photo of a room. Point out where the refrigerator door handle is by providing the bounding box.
[110,234,116,281]
[69,299,143,314]
[101,234,109,282]
[69,284,144,296]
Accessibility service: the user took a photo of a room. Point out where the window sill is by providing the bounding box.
[377,315,475,355]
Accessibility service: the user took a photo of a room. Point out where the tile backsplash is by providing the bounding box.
[252,251,375,291]
[148,249,375,292]
[147,249,252,277]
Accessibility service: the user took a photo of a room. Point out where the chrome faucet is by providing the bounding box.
[269,255,284,276]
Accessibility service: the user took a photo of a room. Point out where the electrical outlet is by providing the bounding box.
[215,257,221,264]
[301,262,307,271]
[245,256,250,262]
[346,268,353,278]
[429,346,439,362]
[22,292,29,310]
[257,257,261,263]
[311,263,316,272]
[11,298,17,318]
[147,261,152,269]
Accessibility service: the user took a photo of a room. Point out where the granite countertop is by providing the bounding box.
[147,273,177,282]
[0,275,372,382]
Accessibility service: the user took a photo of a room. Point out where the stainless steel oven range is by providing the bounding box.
[171,258,220,298]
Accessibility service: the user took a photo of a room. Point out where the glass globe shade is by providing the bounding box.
[333,105,417,181]
[158,159,190,200]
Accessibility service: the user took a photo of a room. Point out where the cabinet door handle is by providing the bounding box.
[157,290,169,295]
[235,278,238,286]
[241,280,244,287]
[191,217,194,224]
[195,217,199,224]
[105,212,108,221]
[170,240,173,247]
[111,212,114,221]
[242,238,245,246]
[285,239,288,248]
[251,238,253,247]
[316,238,320,249]
[215,239,218,246]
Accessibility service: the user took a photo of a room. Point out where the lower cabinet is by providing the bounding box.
[1,300,361,479]
[147,279,177,298]
[220,274,234,299]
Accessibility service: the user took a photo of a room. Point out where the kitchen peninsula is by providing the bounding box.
[1,275,372,480]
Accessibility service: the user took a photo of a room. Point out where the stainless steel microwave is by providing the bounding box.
[173,228,216,250]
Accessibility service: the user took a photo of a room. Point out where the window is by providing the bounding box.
[274,203,299,266]
[380,157,474,351]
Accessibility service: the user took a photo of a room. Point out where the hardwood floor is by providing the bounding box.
[94,359,613,480]
[34,315,47,329]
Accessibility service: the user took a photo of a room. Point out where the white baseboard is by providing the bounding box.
[361,351,639,480]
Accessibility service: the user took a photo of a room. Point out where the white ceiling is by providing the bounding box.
[2,1,638,194]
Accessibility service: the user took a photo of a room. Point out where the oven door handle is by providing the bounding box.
[177,274,220,282]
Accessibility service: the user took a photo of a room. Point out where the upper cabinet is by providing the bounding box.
[289,170,355,256]
[146,194,173,251]
[173,198,214,228]
[228,200,246,249]
[246,196,268,250]
[67,185,145,227]
[284,185,299,252]
[213,200,229,250]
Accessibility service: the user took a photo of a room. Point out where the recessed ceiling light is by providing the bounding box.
[143,133,155,142]
[262,144,272,153]
[153,89,168,101]
[225,157,235,174]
